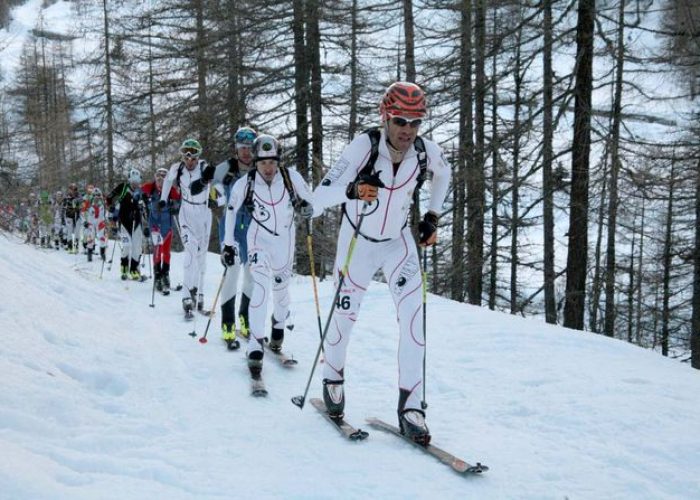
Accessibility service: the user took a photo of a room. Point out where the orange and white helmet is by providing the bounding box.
[379,82,427,121]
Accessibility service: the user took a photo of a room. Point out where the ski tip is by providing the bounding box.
[465,462,488,474]
[349,429,369,441]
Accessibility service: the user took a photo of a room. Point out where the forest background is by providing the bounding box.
[1,0,699,369]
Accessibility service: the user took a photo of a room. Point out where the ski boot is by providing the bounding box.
[398,409,431,446]
[130,269,142,281]
[155,271,163,293]
[100,247,106,261]
[182,297,194,320]
[120,265,129,281]
[322,379,345,419]
[87,248,93,262]
[247,348,264,378]
[238,315,250,339]
[222,324,239,350]
[162,272,171,295]
[197,293,204,312]
[269,324,284,352]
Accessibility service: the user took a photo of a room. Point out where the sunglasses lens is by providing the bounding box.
[391,117,421,128]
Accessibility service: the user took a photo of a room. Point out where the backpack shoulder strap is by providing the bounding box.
[278,166,298,206]
[175,162,185,187]
[414,136,428,192]
[360,127,381,177]
[243,168,257,211]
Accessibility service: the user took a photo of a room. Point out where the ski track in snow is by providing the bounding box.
[0,233,699,499]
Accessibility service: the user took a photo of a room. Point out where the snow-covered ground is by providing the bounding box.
[0,232,699,499]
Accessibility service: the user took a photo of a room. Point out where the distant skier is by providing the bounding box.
[62,183,81,253]
[142,167,181,295]
[159,139,212,319]
[222,134,313,376]
[107,169,148,280]
[312,82,451,445]
[80,187,108,262]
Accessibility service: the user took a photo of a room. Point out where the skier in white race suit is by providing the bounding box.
[312,82,450,445]
[221,134,313,377]
[159,138,212,317]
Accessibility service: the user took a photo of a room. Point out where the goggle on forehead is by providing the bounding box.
[180,147,201,158]
[235,129,256,146]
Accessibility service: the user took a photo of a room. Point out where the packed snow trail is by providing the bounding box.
[1,233,699,499]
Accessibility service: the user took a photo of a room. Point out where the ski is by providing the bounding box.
[198,309,215,317]
[264,342,298,367]
[238,334,297,366]
[310,398,368,441]
[225,339,240,351]
[250,375,268,397]
[365,417,488,475]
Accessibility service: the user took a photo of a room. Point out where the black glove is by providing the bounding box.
[418,212,439,246]
[294,199,313,219]
[346,171,385,202]
[190,178,206,196]
[143,226,151,238]
[158,199,167,210]
[208,198,218,209]
[169,202,180,215]
[83,221,89,228]
[221,245,236,267]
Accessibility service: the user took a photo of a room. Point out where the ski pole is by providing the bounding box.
[199,267,228,344]
[292,202,369,410]
[305,219,324,347]
[420,247,428,410]
[106,224,119,272]
[149,240,159,308]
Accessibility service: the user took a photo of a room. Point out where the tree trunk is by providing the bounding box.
[195,0,210,151]
[691,157,700,368]
[603,0,625,338]
[510,25,523,315]
[293,0,309,176]
[453,0,473,302]
[467,0,485,306]
[102,0,115,186]
[542,0,557,323]
[564,0,596,330]
[661,160,675,357]
[589,158,608,333]
[348,0,359,140]
[488,6,499,311]
[403,0,416,82]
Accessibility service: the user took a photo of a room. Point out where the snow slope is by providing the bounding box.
[0,232,699,500]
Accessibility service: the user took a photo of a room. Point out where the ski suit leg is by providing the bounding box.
[381,227,425,412]
[270,225,295,329]
[178,204,206,298]
[322,225,380,381]
[120,225,132,259]
[246,246,272,355]
[130,225,143,270]
[220,263,242,329]
[197,212,212,293]
[96,218,107,250]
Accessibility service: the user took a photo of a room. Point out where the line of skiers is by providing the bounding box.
[9,82,449,446]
